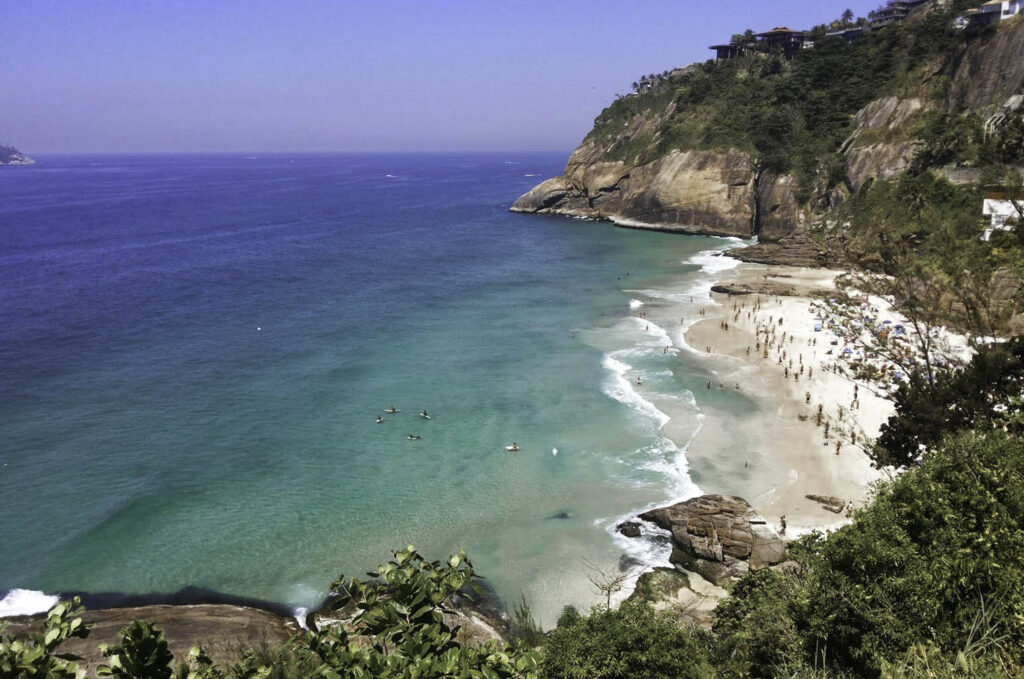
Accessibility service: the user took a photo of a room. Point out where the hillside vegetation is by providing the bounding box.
[586,0,1021,200]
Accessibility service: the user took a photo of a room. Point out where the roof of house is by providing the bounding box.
[985,189,1024,200]
[757,26,803,36]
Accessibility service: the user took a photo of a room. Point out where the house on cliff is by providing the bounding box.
[957,0,1024,28]
[709,27,811,61]
[981,188,1024,241]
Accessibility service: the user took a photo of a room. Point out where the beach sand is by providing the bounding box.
[676,262,892,536]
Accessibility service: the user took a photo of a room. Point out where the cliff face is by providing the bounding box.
[513,147,760,238]
[512,18,1024,264]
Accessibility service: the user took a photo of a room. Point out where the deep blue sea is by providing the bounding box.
[0,153,744,624]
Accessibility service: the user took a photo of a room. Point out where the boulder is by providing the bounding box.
[639,494,787,584]
[617,521,643,538]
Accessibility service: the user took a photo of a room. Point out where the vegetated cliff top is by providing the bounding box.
[578,0,1019,193]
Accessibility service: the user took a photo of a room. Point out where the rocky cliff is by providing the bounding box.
[512,15,1024,266]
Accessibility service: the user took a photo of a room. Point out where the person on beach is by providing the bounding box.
[836,440,841,455]
[706,380,711,389]
[780,515,787,535]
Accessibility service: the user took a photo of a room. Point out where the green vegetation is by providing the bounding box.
[541,601,713,678]
[0,598,91,678]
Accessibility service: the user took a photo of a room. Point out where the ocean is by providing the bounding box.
[0,153,748,625]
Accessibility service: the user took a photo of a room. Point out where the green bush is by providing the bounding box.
[541,601,713,679]
[799,431,1024,675]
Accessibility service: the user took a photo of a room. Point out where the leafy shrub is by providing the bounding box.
[541,601,713,679]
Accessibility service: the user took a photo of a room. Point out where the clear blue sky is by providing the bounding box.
[2,1,883,153]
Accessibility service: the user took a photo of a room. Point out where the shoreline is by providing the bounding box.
[608,243,894,592]
[678,259,890,535]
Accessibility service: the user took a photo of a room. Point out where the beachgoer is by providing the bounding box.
[780,515,787,535]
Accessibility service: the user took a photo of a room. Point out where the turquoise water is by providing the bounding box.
[0,154,740,623]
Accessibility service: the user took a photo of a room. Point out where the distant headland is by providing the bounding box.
[0,144,35,166]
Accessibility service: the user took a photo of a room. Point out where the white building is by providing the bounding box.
[982,190,1023,241]
[958,0,1024,27]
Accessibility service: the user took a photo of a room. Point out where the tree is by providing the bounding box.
[583,559,629,609]
[841,8,855,26]
[875,337,1024,468]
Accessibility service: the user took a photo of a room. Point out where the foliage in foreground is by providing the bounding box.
[0,548,539,679]
[541,600,713,679]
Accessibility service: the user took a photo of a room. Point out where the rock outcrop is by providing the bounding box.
[511,19,1024,265]
[3,604,294,673]
[950,21,1024,113]
[639,494,787,584]
[512,148,762,239]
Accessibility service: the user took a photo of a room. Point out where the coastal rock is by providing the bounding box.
[513,148,758,238]
[710,284,755,296]
[639,494,787,585]
[617,521,643,537]
[3,604,293,673]
[627,567,728,628]
[844,140,923,193]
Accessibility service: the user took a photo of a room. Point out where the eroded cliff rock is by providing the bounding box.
[638,494,788,584]
[513,148,761,238]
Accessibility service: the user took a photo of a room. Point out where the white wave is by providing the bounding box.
[688,249,740,275]
[524,173,539,177]
[293,607,309,629]
[0,589,59,617]
[601,354,670,428]
[629,298,645,310]
[627,316,673,349]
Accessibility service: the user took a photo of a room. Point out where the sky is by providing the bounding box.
[2,1,884,153]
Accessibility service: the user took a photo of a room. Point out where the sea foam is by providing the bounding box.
[0,589,59,618]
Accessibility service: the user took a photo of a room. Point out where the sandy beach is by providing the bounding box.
[675,260,893,536]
